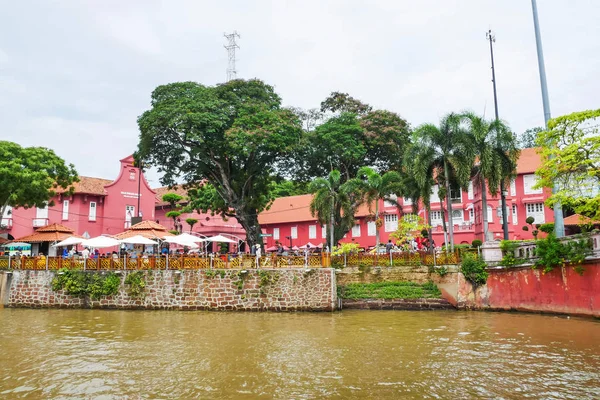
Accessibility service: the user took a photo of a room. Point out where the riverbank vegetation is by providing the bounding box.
[338,281,441,300]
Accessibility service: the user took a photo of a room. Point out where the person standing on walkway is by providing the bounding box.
[255,244,262,269]
[304,244,311,267]
[386,240,394,254]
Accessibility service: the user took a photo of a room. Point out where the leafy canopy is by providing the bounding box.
[0,141,78,226]
[535,108,600,220]
[137,79,302,246]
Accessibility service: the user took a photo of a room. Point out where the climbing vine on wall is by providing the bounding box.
[124,271,146,297]
[51,269,121,299]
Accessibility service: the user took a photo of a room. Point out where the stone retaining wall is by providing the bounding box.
[3,269,336,311]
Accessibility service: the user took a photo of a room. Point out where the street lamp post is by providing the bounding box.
[486,29,510,241]
[531,0,565,237]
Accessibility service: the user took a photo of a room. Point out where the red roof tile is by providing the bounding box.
[258,194,372,225]
[114,220,173,239]
[154,185,189,206]
[15,223,82,243]
[563,214,600,226]
[58,176,113,196]
[516,147,543,174]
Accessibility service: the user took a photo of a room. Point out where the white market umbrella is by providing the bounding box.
[204,234,236,243]
[164,236,200,248]
[1,242,31,248]
[299,242,317,249]
[176,233,205,243]
[119,235,158,245]
[53,236,85,247]
[81,236,121,249]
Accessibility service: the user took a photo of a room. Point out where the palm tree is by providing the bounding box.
[403,144,436,245]
[308,170,356,250]
[346,166,403,248]
[411,114,473,250]
[463,112,519,241]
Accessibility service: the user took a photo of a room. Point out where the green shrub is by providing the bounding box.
[124,271,146,297]
[535,234,591,274]
[538,223,554,234]
[460,255,488,286]
[338,281,441,299]
[499,240,526,267]
[471,239,483,248]
[435,266,449,277]
[51,269,121,298]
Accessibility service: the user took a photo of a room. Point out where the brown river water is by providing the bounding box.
[0,309,598,399]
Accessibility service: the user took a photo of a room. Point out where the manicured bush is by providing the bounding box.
[460,255,488,286]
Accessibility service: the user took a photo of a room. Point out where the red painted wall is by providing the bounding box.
[5,156,157,240]
[102,156,156,236]
[458,263,600,318]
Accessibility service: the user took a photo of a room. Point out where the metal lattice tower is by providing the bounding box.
[224,31,240,81]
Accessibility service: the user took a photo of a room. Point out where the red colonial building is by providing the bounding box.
[3,155,157,254]
[258,148,555,249]
[2,148,556,253]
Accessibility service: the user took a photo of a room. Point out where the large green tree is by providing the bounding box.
[518,127,543,149]
[308,170,358,249]
[463,113,519,241]
[0,141,78,229]
[288,93,411,182]
[411,114,473,250]
[535,108,600,221]
[137,79,302,248]
[346,167,403,248]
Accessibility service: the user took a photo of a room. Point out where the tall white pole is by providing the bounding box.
[531,0,565,237]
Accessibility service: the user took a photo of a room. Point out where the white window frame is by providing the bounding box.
[89,202,97,221]
[510,179,516,196]
[36,205,48,219]
[450,185,462,202]
[451,209,464,224]
[402,197,412,206]
[308,225,317,239]
[430,210,443,226]
[367,221,376,236]
[512,204,518,225]
[467,182,474,200]
[523,174,543,195]
[291,226,298,239]
[321,225,327,239]
[430,185,440,203]
[273,227,280,240]
[526,202,545,224]
[384,214,398,232]
[34,205,49,227]
[352,224,361,237]
[62,200,69,220]
[469,208,474,222]
[487,206,493,223]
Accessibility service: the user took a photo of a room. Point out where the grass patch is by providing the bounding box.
[338,281,442,300]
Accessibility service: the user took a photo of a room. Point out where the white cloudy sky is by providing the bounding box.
[1,0,599,186]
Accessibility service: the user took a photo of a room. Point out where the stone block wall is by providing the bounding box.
[3,269,336,311]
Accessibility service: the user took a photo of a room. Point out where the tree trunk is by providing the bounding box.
[443,159,455,251]
[425,201,433,252]
[329,199,335,251]
[375,200,380,248]
[481,179,489,242]
[234,208,264,251]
